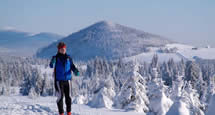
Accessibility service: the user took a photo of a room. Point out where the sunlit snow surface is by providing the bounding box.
[0,95,144,115]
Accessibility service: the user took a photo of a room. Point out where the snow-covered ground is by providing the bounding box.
[123,43,215,64]
[0,95,144,115]
[166,43,215,60]
[1,43,215,115]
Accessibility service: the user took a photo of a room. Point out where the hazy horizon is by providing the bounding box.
[0,0,214,47]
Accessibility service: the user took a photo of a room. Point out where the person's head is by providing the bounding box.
[57,42,66,54]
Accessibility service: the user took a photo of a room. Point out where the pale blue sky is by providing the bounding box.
[0,0,214,47]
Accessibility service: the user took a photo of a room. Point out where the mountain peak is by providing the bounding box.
[89,20,116,30]
[37,21,174,60]
[96,20,115,26]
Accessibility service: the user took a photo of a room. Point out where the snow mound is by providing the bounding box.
[88,87,115,109]
[166,100,190,115]
[149,92,173,115]
[73,95,87,104]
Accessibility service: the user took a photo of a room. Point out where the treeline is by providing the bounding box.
[0,56,52,96]
[0,55,215,101]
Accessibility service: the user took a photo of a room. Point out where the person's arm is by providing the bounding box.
[49,56,56,68]
[69,57,79,76]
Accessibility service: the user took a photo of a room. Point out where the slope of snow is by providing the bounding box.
[0,95,144,115]
[123,43,215,64]
[166,43,215,60]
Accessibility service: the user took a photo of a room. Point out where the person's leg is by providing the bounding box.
[64,80,72,113]
[56,81,64,114]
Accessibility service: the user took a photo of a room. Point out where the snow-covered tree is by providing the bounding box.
[115,71,149,112]
[185,61,201,88]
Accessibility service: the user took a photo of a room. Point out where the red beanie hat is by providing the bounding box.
[57,42,66,49]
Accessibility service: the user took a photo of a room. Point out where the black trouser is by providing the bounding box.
[56,80,72,114]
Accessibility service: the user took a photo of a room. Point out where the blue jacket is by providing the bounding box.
[49,53,79,81]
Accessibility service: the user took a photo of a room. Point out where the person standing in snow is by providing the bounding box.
[50,42,80,115]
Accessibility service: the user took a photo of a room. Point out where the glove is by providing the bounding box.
[50,57,56,68]
[52,57,56,64]
[75,71,80,76]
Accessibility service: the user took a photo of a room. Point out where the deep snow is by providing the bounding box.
[0,95,144,115]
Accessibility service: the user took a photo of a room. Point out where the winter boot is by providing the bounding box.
[67,112,71,115]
